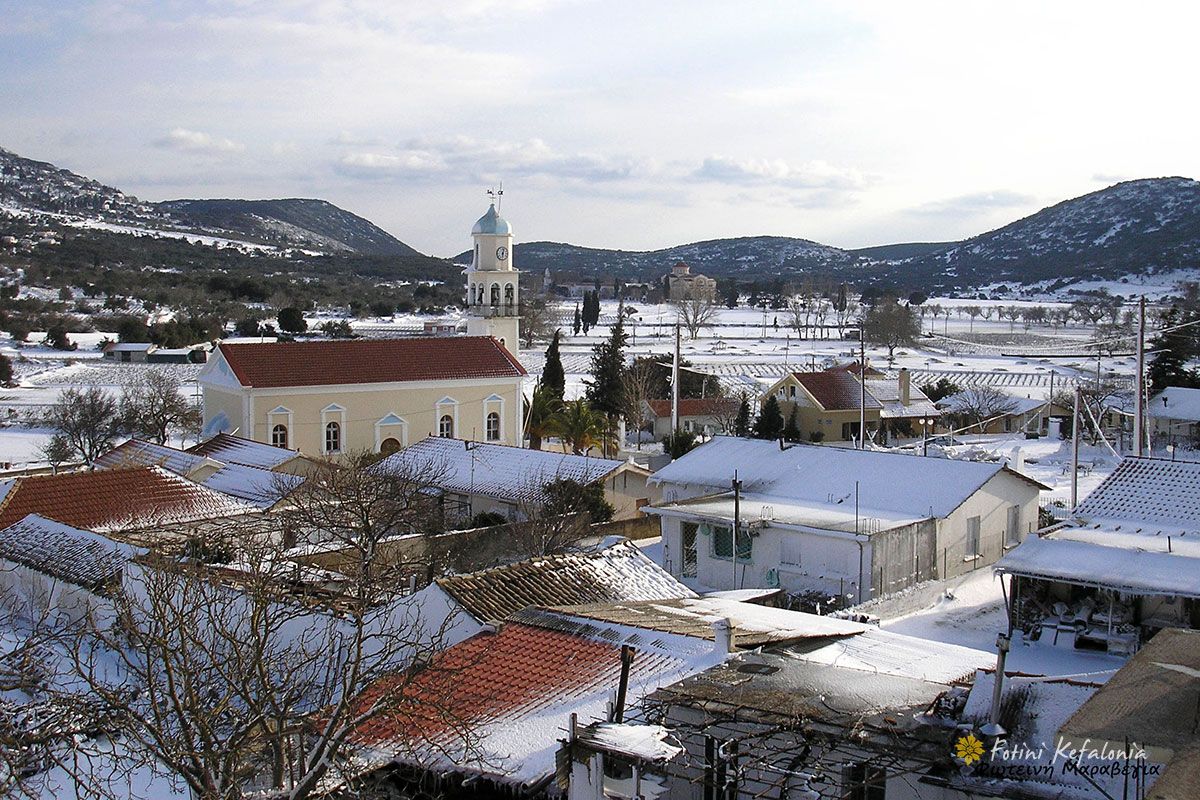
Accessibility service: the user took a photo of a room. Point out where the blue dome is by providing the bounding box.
[472,203,512,236]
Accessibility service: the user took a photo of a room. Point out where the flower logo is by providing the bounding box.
[955,733,985,765]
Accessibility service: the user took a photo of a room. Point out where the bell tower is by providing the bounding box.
[465,190,520,352]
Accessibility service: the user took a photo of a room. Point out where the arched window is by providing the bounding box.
[490,284,500,306]
[379,437,401,456]
[486,411,501,441]
[271,424,288,448]
[325,421,341,453]
[439,414,454,438]
[504,284,514,302]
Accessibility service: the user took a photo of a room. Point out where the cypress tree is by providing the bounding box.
[783,404,801,443]
[573,304,582,336]
[542,330,565,399]
[734,393,751,437]
[753,395,784,440]
[585,313,628,421]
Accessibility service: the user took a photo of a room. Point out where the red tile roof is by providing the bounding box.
[792,371,883,411]
[644,397,740,419]
[216,337,526,389]
[348,622,683,753]
[0,466,256,533]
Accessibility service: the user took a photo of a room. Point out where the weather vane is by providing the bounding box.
[487,183,504,210]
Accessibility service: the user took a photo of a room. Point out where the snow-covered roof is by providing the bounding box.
[652,621,991,727]
[187,432,301,469]
[340,613,719,790]
[650,438,1045,519]
[534,596,865,649]
[863,378,940,419]
[102,342,153,352]
[379,437,638,505]
[435,540,695,624]
[0,514,139,594]
[1147,386,1200,421]
[995,534,1200,598]
[1073,456,1200,530]
[575,722,682,763]
[648,490,925,534]
[201,462,303,509]
[95,438,214,477]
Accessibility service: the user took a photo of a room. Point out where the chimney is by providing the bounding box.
[898,368,911,406]
[712,618,734,656]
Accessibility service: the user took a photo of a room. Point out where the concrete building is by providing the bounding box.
[665,261,716,301]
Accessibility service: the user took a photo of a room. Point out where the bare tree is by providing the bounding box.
[34,452,478,800]
[119,369,202,445]
[945,385,1018,431]
[41,386,121,466]
[674,295,718,340]
[518,297,560,349]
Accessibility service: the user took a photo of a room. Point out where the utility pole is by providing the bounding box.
[1135,296,1146,457]
[859,326,866,450]
[672,323,680,435]
[1071,387,1081,511]
[732,473,742,590]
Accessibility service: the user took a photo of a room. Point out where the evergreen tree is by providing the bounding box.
[573,304,581,336]
[734,393,751,437]
[1148,306,1200,395]
[783,404,801,443]
[542,330,565,399]
[585,313,628,424]
[753,395,784,440]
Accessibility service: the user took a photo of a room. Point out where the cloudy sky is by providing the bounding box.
[3,1,1198,257]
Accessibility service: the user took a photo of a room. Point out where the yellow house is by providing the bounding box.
[764,370,882,442]
[198,337,527,457]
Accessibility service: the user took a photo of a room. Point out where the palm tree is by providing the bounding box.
[550,399,612,455]
[525,384,563,450]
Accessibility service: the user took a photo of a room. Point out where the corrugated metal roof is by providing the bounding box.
[436,541,695,624]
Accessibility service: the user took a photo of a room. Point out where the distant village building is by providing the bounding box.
[464,202,520,352]
[665,261,716,301]
[642,397,740,440]
[764,369,883,442]
[197,337,527,457]
[1147,385,1200,443]
[101,342,207,363]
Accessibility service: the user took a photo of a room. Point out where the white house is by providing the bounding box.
[646,437,1046,601]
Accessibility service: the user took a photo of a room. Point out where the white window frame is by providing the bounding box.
[1005,505,1021,547]
[436,397,459,439]
[321,404,347,454]
[267,406,293,448]
[374,413,408,452]
[271,423,289,448]
[483,394,504,443]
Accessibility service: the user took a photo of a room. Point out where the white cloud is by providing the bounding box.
[154,128,244,156]
[905,190,1036,219]
[692,156,869,193]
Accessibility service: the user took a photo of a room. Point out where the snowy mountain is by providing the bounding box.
[455,235,867,282]
[896,178,1200,290]
[0,146,417,256]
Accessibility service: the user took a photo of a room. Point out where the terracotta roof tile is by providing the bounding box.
[792,371,882,411]
[348,622,686,752]
[644,398,740,419]
[0,466,256,533]
[187,432,300,468]
[215,336,526,389]
[435,541,695,624]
